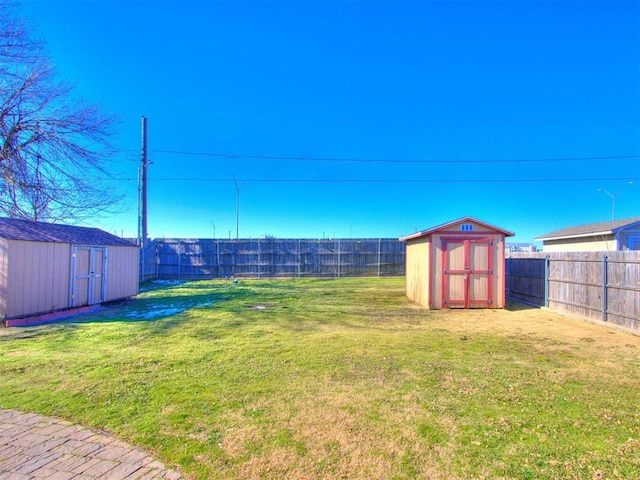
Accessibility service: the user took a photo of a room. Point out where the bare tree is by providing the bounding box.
[0,0,122,222]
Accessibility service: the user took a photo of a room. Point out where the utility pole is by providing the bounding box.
[140,115,149,246]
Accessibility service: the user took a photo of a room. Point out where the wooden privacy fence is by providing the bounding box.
[506,251,640,332]
[141,238,405,280]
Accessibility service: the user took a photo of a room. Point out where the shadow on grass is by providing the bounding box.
[1,278,405,340]
[506,299,543,312]
[75,290,231,325]
[0,286,241,341]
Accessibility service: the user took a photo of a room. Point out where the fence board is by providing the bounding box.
[506,253,546,306]
[507,251,639,332]
[141,238,405,280]
[606,252,640,329]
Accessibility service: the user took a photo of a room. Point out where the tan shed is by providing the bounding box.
[400,217,514,309]
[0,218,139,326]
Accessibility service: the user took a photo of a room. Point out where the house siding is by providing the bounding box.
[618,227,640,250]
[541,235,617,252]
[537,218,640,252]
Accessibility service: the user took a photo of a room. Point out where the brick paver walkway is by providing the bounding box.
[0,409,182,479]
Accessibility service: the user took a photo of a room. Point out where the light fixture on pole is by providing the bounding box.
[597,188,615,221]
[598,181,633,221]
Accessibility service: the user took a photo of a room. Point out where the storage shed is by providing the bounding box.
[400,217,514,309]
[0,218,139,326]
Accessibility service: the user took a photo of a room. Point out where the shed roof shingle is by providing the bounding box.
[0,218,137,247]
[399,216,514,242]
[536,217,640,241]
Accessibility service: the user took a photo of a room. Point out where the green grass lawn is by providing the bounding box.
[1,278,639,479]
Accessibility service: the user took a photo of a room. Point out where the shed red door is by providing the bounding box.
[442,238,493,308]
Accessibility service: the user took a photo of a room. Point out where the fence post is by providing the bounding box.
[601,254,608,322]
[505,255,511,299]
[544,255,550,307]
[155,242,160,279]
[177,241,181,280]
[378,238,382,277]
[298,239,301,278]
[216,238,220,278]
[337,239,341,277]
[258,239,261,279]
[139,243,144,283]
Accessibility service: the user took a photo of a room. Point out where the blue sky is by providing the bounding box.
[20,0,640,243]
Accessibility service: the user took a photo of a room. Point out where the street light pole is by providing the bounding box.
[597,188,615,221]
[598,182,633,221]
[231,174,241,240]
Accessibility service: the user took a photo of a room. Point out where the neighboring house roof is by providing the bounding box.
[535,217,640,242]
[0,217,137,247]
[400,216,515,242]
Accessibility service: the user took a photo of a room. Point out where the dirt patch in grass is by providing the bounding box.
[1,350,37,357]
[425,301,640,353]
[244,304,274,310]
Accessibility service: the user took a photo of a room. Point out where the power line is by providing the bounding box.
[113,176,640,184]
[152,149,640,165]
[132,114,640,127]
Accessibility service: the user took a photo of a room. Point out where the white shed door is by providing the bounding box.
[71,246,107,307]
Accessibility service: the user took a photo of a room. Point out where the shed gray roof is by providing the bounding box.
[0,217,137,247]
[535,217,640,241]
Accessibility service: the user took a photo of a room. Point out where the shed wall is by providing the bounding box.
[6,240,72,318]
[0,238,8,319]
[105,246,139,301]
[405,237,430,307]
